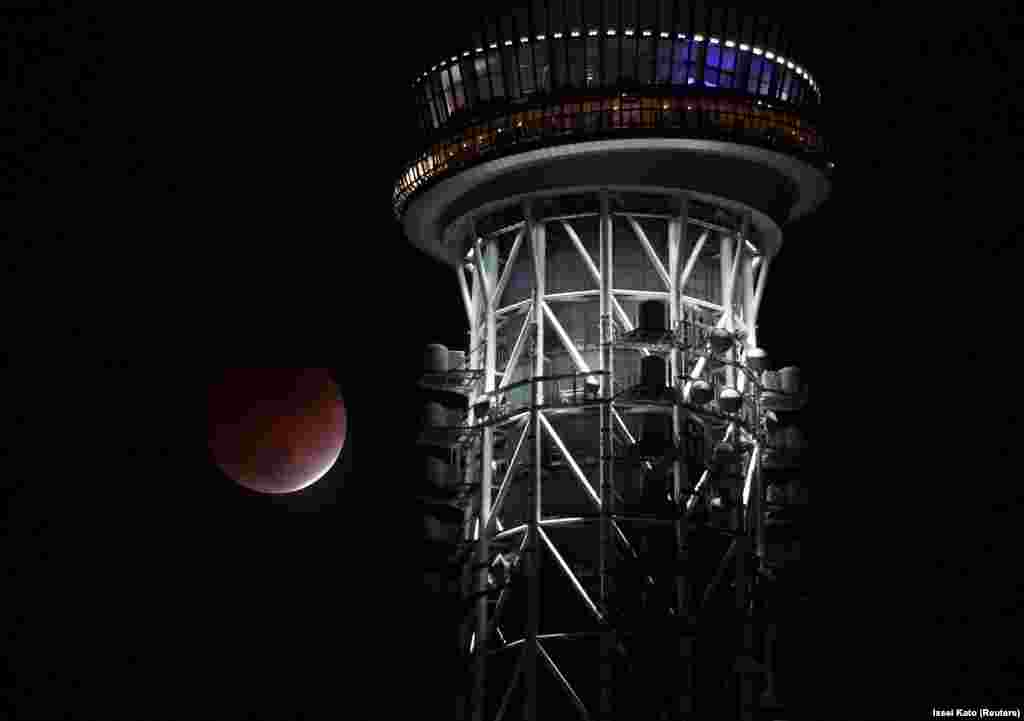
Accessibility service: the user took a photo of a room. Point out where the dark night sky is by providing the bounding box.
[4,3,1019,719]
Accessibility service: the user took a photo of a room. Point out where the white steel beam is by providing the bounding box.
[742,256,756,350]
[498,304,533,392]
[679,295,723,313]
[669,195,688,621]
[497,298,532,316]
[722,233,740,388]
[685,468,712,513]
[611,408,636,445]
[532,222,546,407]
[721,232,734,334]
[678,230,709,296]
[562,219,600,286]
[752,254,771,326]
[742,442,759,508]
[525,198,543,721]
[493,227,526,307]
[473,237,493,311]
[727,231,743,322]
[473,237,499,721]
[612,289,669,302]
[538,641,592,721]
[542,301,592,374]
[625,214,672,290]
[545,290,597,302]
[562,220,643,351]
[598,188,615,720]
[539,412,600,508]
[539,527,604,623]
[457,264,474,327]
[488,419,530,533]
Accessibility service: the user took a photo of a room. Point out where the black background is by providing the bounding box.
[4,2,1019,719]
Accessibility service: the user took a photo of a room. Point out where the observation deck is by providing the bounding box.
[393,1,832,267]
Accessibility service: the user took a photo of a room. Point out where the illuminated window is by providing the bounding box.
[747,57,764,94]
[758,62,774,96]
[705,43,720,87]
[585,33,600,86]
[718,47,736,88]
[721,47,737,71]
[441,64,464,113]
[424,82,441,128]
[475,56,491,101]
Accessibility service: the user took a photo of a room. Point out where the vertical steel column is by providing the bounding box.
[668,197,684,599]
[721,224,746,719]
[736,218,754,721]
[598,189,615,720]
[751,252,772,343]
[467,256,484,531]
[459,252,484,721]
[524,199,545,721]
[670,196,695,718]
[740,228,755,395]
[720,231,736,390]
[668,196,688,607]
[741,217,755,329]
[472,235,498,721]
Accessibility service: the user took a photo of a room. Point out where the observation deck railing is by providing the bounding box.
[394,92,827,215]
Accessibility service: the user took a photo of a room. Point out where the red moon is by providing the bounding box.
[207,368,347,494]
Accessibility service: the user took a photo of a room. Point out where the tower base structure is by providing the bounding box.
[415,185,810,721]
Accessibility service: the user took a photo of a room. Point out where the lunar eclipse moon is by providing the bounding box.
[207,368,347,494]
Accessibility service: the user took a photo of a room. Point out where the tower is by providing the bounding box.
[399,3,825,719]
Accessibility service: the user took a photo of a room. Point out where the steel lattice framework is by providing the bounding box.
[418,188,807,721]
